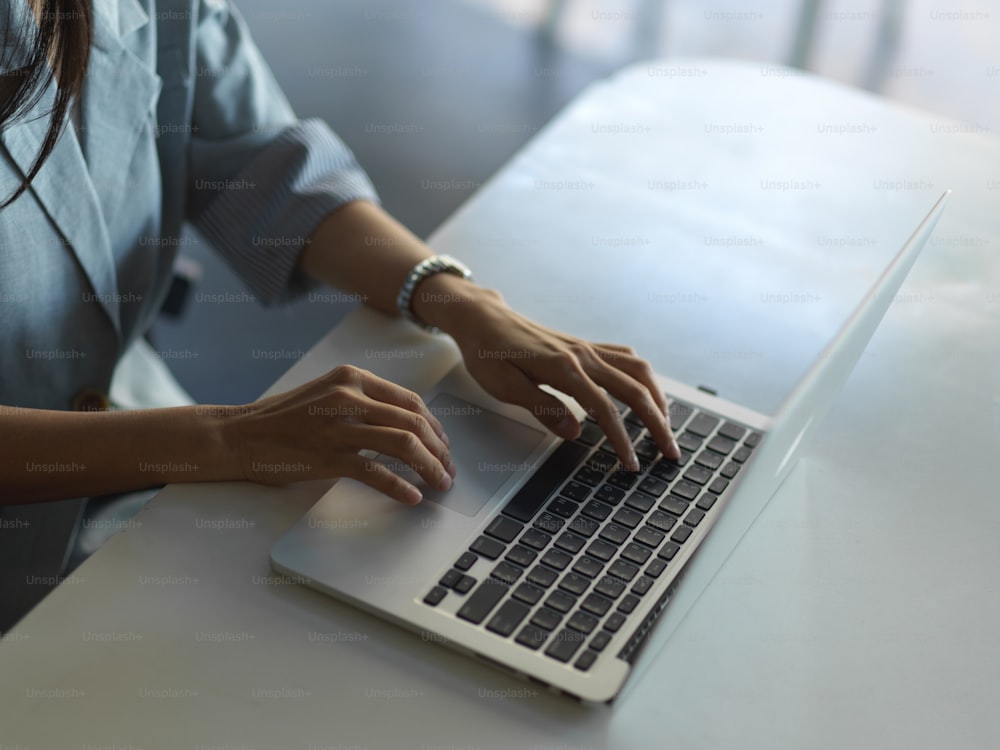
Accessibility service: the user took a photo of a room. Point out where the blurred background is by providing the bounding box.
[153,0,1000,404]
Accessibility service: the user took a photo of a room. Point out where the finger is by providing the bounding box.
[359,398,456,478]
[593,344,668,413]
[521,350,638,470]
[345,424,453,492]
[469,361,581,440]
[356,373,450,447]
[592,345,680,460]
[336,453,424,505]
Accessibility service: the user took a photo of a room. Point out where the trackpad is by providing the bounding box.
[390,393,547,517]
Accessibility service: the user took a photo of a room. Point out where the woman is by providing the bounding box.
[0,0,679,626]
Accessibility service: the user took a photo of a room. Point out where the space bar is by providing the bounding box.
[501,440,589,523]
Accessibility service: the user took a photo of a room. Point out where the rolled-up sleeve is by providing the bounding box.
[183,0,378,305]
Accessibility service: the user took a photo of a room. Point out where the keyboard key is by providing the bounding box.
[707,477,729,495]
[505,544,537,568]
[612,507,643,529]
[470,536,505,560]
[423,586,447,606]
[456,580,509,624]
[745,432,762,448]
[534,512,566,534]
[634,438,659,461]
[647,510,677,532]
[732,446,752,464]
[530,607,563,631]
[588,453,618,473]
[684,509,706,527]
[671,526,693,545]
[608,559,640,582]
[540,549,573,571]
[694,451,723,471]
[573,466,605,487]
[646,559,668,577]
[581,592,613,617]
[618,594,641,614]
[683,466,713,485]
[624,422,643,441]
[721,462,740,479]
[567,611,600,635]
[568,515,600,538]
[512,583,544,605]
[485,515,524,544]
[594,576,626,600]
[631,576,654,596]
[677,432,703,453]
[545,590,577,614]
[667,400,695,430]
[547,497,578,518]
[545,628,587,662]
[604,612,627,633]
[697,494,719,511]
[554,532,587,554]
[637,476,668,498]
[572,556,604,579]
[526,565,558,588]
[574,650,598,671]
[634,525,665,549]
[454,552,477,571]
[502,441,589,523]
[586,539,618,562]
[672,481,700,500]
[659,496,689,516]
[649,460,679,482]
[439,569,463,588]
[515,624,549,650]
[686,412,720,438]
[581,500,613,522]
[625,491,656,513]
[491,561,524,585]
[718,422,747,441]
[594,484,626,505]
[607,469,640,491]
[455,575,476,594]
[621,543,651,565]
[706,435,736,455]
[520,528,551,551]
[589,630,612,652]
[486,599,530,637]
[598,523,630,546]
[657,542,680,561]
[576,419,605,446]
[558,573,590,597]
[560,481,591,502]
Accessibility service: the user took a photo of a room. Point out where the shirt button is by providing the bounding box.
[72,388,110,412]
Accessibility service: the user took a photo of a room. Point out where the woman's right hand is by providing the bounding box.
[226,365,455,504]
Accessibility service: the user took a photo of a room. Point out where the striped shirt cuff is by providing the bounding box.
[192,119,379,305]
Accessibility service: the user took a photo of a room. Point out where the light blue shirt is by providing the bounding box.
[0,0,378,411]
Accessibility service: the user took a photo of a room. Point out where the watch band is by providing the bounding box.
[395,254,474,334]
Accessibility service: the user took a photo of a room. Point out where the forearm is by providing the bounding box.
[0,405,239,505]
[299,199,495,336]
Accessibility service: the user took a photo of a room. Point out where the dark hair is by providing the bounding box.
[0,0,93,207]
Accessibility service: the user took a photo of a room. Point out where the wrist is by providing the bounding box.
[409,273,504,337]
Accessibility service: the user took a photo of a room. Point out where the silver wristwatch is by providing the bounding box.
[395,254,474,334]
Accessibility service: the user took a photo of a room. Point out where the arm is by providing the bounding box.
[1,366,455,506]
[299,200,682,468]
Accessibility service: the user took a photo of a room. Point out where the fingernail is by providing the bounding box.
[438,472,453,491]
[447,461,458,478]
[405,486,423,504]
[629,449,640,471]
[556,414,580,438]
[441,432,450,447]
[669,438,681,461]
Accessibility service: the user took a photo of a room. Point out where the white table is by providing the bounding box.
[2,59,999,749]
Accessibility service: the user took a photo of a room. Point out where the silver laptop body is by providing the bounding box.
[271,193,950,703]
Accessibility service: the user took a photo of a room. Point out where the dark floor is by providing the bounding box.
[152,0,610,405]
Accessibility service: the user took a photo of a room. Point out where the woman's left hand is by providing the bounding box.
[415,277,681,470]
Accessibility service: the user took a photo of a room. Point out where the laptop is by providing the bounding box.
[271,192,951,703]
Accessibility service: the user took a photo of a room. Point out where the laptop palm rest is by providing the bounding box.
[389,393,547,517]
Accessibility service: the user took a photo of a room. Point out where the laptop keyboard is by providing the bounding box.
[422,399,761,672]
